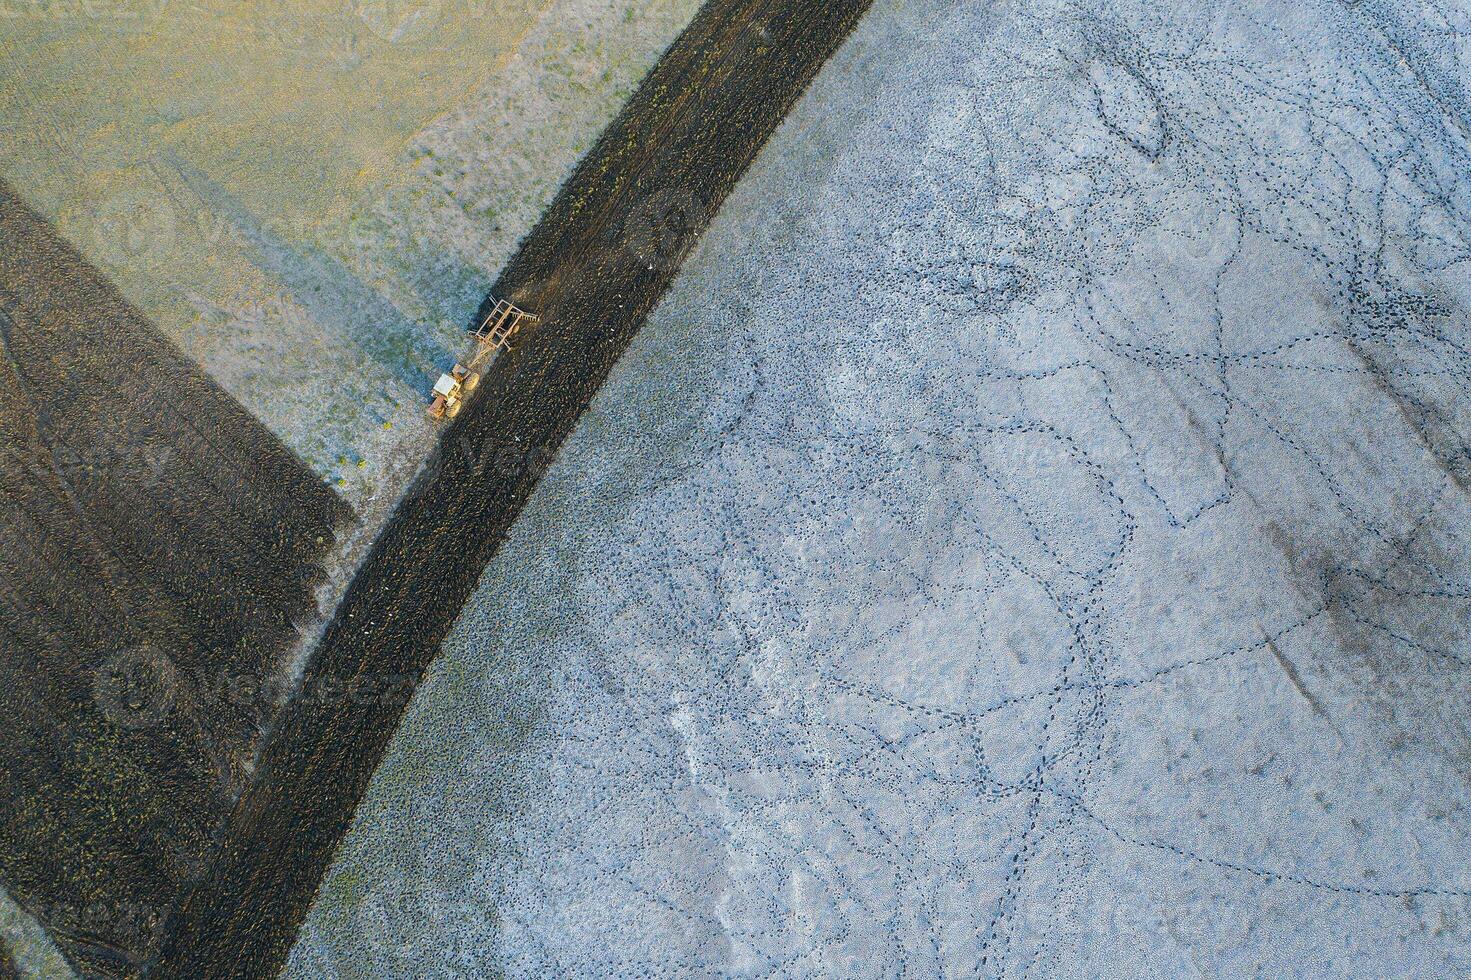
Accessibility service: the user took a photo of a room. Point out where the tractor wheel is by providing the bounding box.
[447,400,462,419]
[464,372,481,393]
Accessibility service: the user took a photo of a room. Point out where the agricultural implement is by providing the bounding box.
[429,298,539,421]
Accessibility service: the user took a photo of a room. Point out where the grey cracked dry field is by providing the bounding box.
[292,0,1471,974]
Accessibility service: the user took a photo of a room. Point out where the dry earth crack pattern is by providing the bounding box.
[291,1,1471,977]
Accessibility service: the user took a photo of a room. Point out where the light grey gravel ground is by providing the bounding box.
[0,891,65,980]
[291,0,1471,975]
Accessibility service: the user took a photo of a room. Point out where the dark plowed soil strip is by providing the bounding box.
[147,0,873,976]
[0,183,351,978]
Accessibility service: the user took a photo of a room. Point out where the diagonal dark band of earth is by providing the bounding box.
[0,180,351,978]
[147,0,875,975]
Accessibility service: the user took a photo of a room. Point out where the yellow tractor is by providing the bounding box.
[429,298,538,421]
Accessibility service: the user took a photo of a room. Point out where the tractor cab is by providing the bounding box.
[429,298,538,421]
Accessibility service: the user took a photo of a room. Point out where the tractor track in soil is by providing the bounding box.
[147,0,874,975]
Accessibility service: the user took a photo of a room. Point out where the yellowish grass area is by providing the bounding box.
[0,0,551,230]
[0,0,699,508]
